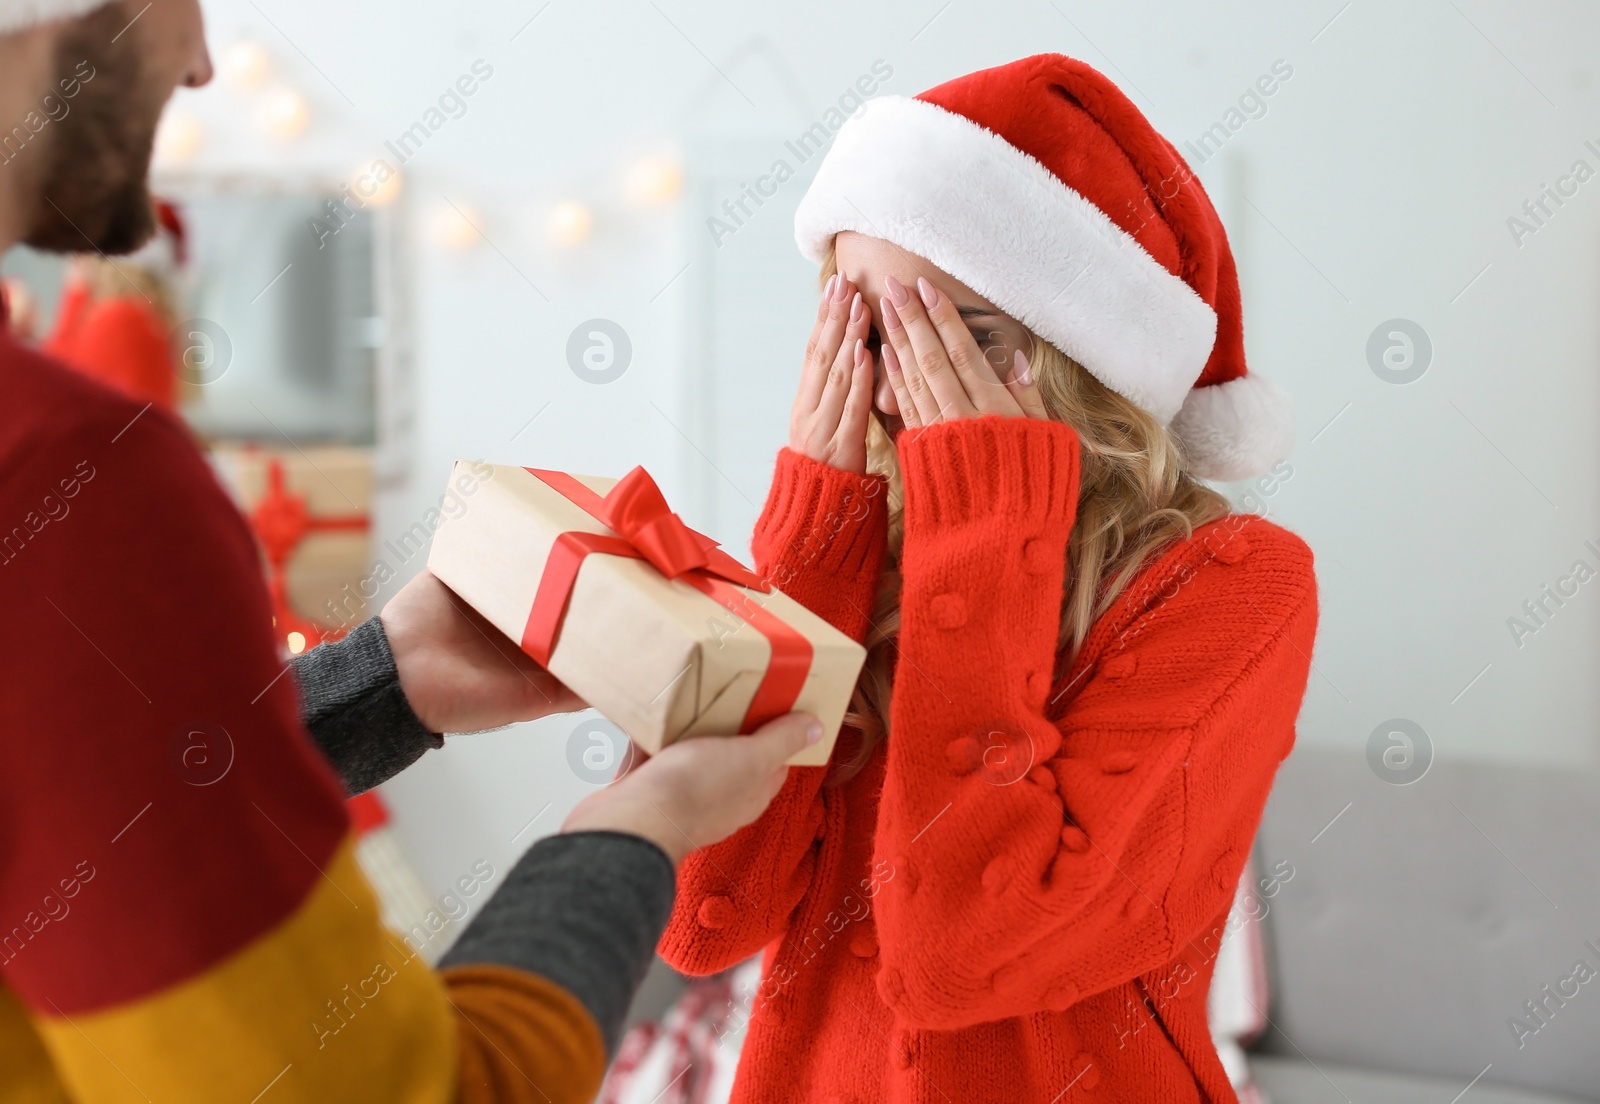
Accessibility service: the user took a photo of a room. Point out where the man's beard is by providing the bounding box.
[22,3,160,256]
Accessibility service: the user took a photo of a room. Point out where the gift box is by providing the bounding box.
[426,462,866,767]
[208,444,373,645]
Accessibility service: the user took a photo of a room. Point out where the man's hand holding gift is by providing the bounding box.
[374,566,827,864]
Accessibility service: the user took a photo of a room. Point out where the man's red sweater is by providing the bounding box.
[659,417,1319,1103]
[0,326,667,1102]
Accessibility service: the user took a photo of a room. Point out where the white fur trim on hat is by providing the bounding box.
[0,0,112,35]
[1169,372,1295,483]
[794,95,1219,425]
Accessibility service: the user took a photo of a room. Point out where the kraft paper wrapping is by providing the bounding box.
[426,462,866,767]
[208,444,373,630]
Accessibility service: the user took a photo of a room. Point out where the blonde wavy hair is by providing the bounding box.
[822,243,1233,782]
[76,256,182,331]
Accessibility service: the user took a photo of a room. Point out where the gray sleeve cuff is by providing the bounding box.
[292,617,443,795]
[439,831,677,1057]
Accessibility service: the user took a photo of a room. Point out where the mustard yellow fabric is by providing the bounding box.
[0,985,71,1103]
[32,837,456,1104]
[445,963,609,1104]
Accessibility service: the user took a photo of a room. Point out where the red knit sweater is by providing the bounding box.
[658,416,1319,1103]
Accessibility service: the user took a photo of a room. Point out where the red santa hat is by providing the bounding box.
[793,53,1293,483]
[0,0,114,34]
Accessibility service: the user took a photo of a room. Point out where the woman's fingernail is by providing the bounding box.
[1015,348,1033,386]
[833,275,851,302]
[824,274,837,300]
[849,292,865,325]
[884,275,910,307]
[806,721,824,745]
[917,277,940,310]
[882,342,901,374]
[880,297,903,331]
[854,338,866,368]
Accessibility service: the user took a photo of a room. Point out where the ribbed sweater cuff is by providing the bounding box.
[292,617,444,795]
[440,831,676,1057]
[898,416,1080,530]
[753,448,889,581]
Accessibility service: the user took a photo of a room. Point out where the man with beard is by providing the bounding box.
[0,3,821,1101]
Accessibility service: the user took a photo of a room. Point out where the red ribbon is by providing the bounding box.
[519,466,812,735]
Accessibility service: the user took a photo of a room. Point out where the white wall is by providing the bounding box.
[158,0,1600,906]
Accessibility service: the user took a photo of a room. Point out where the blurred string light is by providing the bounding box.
[547,200,593,247]
[153,111,203,163]
[432,202,482,249]
[414,155,682,258]
[258,87,310,142]
[625,155,683,206]
[205,45,683,257]
[220,39,272,92]
[353,160,403,209]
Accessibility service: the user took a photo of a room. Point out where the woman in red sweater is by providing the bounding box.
[45,255,180,412]
[659,54,1319,1103]
[44,202,188,412]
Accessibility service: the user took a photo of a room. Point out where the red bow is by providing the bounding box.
[517,466,809,735]
[592,467,766,591]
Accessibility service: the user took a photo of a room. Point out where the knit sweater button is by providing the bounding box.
[1022,537,1057,575]
[981,855,1013,895]
[1060,825,1090,853]
[991,960,1028,997]
[1100,653,1138,680]
[697,895,737,929]
[930,592,968,629]
[895,1029,919,1068]
[1026,669,1050,697]
[1100,751,1137,775]
[945,735,982,775]
[813,818,828,842]
[1027,765,1056,792]
[1071,1051,1101,1091]
[1045,978,1080,1011]
[878,967,907,1006]
[849,929,878,958]
[897,861,919,895]
[1214,537,1251,565]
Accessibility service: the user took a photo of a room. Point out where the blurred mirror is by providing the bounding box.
[180,191,378,443]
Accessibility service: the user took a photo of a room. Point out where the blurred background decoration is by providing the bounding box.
[5,2,1600,1100]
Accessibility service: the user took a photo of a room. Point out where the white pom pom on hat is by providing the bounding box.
[793,53,1295,482]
